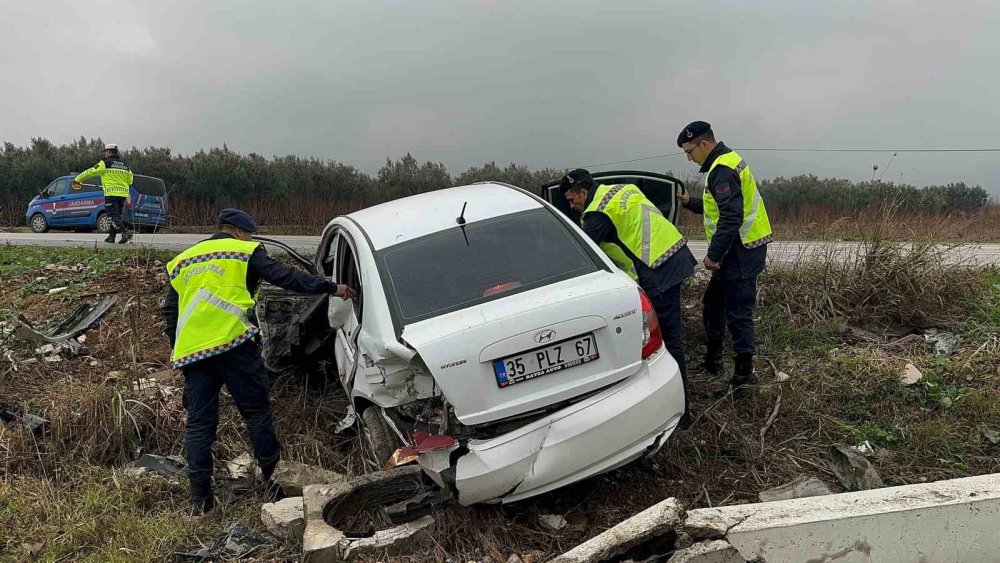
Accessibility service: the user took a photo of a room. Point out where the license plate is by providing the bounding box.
[493,333,599,388]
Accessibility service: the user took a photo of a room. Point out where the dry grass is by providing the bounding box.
[1,226,999,561]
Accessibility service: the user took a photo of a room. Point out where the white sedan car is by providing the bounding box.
[281,181,685,505]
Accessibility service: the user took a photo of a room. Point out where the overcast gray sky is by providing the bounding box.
[2,0,998,196]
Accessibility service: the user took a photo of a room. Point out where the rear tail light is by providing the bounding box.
[639,289,663,359]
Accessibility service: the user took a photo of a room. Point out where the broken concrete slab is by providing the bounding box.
[827,444,884,491]
[261,496,305,539]
[301,466,436,562]
[686,473,1000,563]
[668,540,745,563]
[272,460,346,496]
[758,475,834,502]
[551,498,684,563]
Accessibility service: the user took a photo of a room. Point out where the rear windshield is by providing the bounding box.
[380,208,601,324]
[133,175,166,196]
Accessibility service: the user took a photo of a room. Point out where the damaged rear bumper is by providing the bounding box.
[420,348,685,505]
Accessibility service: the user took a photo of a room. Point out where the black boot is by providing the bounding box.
[730,353,758,400]
[701,340,725,376]
[104,226,117,244]
[118,230,133,244]
[189,479,215,515]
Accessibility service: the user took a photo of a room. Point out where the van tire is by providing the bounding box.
[96,213,112,233]
[361,406,404,468]
[30,214,48,233]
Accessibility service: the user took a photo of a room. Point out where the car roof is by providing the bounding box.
[348,183,544,250]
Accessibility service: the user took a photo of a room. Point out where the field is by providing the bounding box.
[1,232,999,561]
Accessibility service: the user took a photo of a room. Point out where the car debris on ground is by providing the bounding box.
[9,295,117,356]
[826,444,885,491]
[172,522,268,561]
[0,402,49,435]
[126,453,187,478]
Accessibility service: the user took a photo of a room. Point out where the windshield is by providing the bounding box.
[133,175,166,196]
[379,208,600,324]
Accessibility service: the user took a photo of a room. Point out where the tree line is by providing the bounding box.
[0,137,990,227]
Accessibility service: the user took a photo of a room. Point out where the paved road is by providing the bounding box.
[1,232,998,265]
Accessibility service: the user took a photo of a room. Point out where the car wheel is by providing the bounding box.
[361,406,404,468]
[30,213,48,233]
[96,213,112,233]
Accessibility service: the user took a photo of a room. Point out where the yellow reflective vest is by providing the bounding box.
[583,183,687,281]
[166,238,261,368]
[703,150,773,248]
[74,157,133,198]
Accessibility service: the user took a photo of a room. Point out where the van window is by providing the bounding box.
[133,175,166,196]
[50,179,70,197]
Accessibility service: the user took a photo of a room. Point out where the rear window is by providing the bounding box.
[380,208,600,324]
[133,175,166,196]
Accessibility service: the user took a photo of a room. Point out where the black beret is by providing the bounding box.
[677,121,712,146]
[218,208,257,233]
[559,168,594,193]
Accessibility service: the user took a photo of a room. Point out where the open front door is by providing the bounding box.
[540,170,686,226]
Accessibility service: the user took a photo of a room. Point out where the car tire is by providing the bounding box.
[361,406,403,468]
[30,213,48,233]
[96,213,112,233]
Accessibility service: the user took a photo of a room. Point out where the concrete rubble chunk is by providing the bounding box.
[272,460,346,496]
[301,466,436,562]
[225,452,260,480]
[132,378,177,399]
[539,514,568,531]
[900,363,923,385]
[758,475,834,502]
[924,329,959,356]
[683,510,742,541]
[261,496,305,539]
[668,540,745,563]
[669,540,744,563]
[827,444,884,491]
[551,497,684,563]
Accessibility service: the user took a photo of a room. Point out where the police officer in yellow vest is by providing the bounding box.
[161,208,355,514]
[72,143,134,244]
[677,122,773,398]
[560,169,696,423]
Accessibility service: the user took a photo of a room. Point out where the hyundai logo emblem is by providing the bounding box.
[534,329,556,344]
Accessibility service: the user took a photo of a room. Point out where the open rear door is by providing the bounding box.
[540,170,685,226]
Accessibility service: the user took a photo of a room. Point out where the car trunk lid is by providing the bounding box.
[401,271,643,425]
